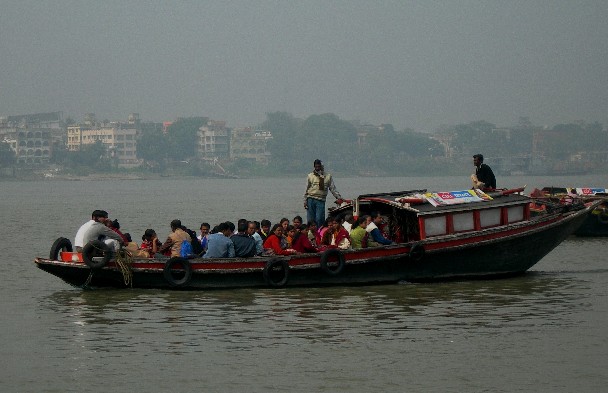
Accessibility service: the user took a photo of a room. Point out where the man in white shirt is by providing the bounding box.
[365,212,393,246]
[342,214,354,233]
[248,221,264,256]
[75,210,124,252]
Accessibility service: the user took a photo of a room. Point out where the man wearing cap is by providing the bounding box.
[304,159,343,227]
[471,154,496,190]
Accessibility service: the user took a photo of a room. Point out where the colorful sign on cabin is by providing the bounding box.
[422,189,492,207]
[575,188,608,195]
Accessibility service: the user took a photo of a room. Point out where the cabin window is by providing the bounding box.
[453,212,474,232]
[424,215,447,237]
[479,208,501,227]
[507,206,524,223]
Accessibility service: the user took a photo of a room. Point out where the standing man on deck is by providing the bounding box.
[304,159,343,227]
[471,154,496,191]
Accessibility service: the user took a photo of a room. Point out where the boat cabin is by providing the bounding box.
[331,189,531,242]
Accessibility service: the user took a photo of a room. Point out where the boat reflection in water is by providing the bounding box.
[40,270,587,353]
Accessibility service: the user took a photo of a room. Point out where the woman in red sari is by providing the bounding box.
[263,224,298,255]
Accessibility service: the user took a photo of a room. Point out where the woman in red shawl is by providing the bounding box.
[263,224,298,255]
[320,217,351,250]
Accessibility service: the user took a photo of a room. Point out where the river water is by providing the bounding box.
[1,175,607,392]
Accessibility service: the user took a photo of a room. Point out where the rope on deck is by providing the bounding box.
[115,250,134,287]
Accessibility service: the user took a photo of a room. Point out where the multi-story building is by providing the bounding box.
[230,127,272,165]
[198,120,229,159]
[0,112,62,165]
[15,129,53,165]
[67,113,140,168]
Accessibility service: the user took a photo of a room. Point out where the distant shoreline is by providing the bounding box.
[0,171,439,181]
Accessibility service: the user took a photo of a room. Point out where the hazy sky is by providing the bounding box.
[1,1,606,131]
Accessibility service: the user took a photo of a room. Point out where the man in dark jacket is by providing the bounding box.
[230,219,257,257]
[472,154,496,190]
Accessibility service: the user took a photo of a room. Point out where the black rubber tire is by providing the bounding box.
[263,258,290,287]
[409,243,425,262]
[82,240,113,269]
[319,248,345,276]
[50,237,72,260]
[163,257,193,287]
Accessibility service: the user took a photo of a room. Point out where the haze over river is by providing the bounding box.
[1,175,606,392]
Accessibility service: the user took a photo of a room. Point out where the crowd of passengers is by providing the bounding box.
[74,210,395,259]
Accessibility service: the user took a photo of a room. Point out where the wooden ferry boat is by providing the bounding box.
[35,187,599,289]
[530,187,608,237]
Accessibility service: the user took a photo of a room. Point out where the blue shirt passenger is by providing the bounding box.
[203,224,235,258]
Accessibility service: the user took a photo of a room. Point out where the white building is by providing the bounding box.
[198,120,229,159]
[67,114,140,168]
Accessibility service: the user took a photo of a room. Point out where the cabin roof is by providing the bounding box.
[355,190,530,215]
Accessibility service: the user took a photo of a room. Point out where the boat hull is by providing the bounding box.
[35,203,593,289]
[574,207,608,236]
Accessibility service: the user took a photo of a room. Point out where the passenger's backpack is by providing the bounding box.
[183,227,203,256]
[180,240,194,258]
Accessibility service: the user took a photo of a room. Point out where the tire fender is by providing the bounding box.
[263,258,290,287]
[409,243,425,262]
[163,257,193,287]
[319,248,345,275]
[82,240,113,269]
[50,237,73,260]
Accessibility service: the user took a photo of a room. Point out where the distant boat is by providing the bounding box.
[530,187,608,237]
[35,187,599,289]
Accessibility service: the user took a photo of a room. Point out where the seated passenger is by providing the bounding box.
[225,221,236,237]
[179,223,202,255]
[307,220,319,246]
[350,216,369,249]
[280,217,290,232]
[320,217,351,250]
[285,225,297,248]
[123,233,139,253]
[259,219,271,241]
[263,224,297,255]
[342,214,354,233]
[159,219,193,257]
[278,218,290,249]
[140,229,162,258]
[292,224,318,253]
[203,222,236,258]
[292,215,303,229]
[472,154,496,191]
[75,209,125,252]
[198,222,211,253]
[248,221,264,256]
[317,218,331,245]
[366,212,393,246]
[108,219,129,244]
[231,220,257,258]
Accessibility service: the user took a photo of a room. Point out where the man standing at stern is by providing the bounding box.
[304,159,343,227]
